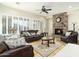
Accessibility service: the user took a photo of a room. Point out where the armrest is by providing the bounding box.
[0,45,34,57]
[61,33,65,36]
[68,33,77,38]
[0,53,10,57]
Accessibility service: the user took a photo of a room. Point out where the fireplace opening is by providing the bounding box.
[55,29,63,35]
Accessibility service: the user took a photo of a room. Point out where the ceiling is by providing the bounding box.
[2,2,79,16]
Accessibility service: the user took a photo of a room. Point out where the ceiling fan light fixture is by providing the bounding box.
[16,2,20,5]
[41,6,52,14]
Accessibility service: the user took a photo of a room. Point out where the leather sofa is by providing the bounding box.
[0,43,34,57]
[61,30,78,44]
[20,30,44,43]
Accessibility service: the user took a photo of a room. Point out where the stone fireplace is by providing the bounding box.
[53,12,68,37]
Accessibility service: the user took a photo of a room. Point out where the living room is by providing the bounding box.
[0,2,79,57]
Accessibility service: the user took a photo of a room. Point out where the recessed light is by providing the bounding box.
[16,2,20,5]
[68,5,72,9]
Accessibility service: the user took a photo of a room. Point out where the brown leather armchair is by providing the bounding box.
[61,30,78,44]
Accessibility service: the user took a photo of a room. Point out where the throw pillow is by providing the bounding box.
[23,32,29,36]
[15,37,27,47]
[27,32,31,36]
[31,33,35,35]
[65,32,71,36]
[4,37,28,49]
[37,31,41,35]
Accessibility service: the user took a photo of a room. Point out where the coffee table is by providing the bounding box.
[41,36,55,47]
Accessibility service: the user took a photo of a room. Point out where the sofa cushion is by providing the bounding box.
[23,32,29,36]
[65,32,71,36]
[4,37,28,49]
[5,34,20,40]
[0,42,9,54]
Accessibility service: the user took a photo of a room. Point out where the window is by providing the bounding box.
[2,15,43,34]
[2,16,6,34]
[19,17,24,32]
[8,16,12,34]
[27,19,29,30]
[13,17,18,33]
[24,18,27,30]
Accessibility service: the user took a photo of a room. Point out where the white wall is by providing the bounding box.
[48,18,53,36]
[68,10,79,41]
[68,11,79,31]
[0,4,47,34]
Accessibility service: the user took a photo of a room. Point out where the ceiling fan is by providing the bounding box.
[40,6,52,14]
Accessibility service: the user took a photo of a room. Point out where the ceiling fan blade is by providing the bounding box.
[46,9,52,11]
[45,11,48,14]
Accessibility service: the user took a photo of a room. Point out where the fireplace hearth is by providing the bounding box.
[55,29,63,35]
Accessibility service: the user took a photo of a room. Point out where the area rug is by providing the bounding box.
[33,42,63,57]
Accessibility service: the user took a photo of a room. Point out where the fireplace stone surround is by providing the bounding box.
[53,12,68,37]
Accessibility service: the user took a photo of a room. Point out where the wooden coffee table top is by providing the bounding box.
[42,36,54,41]
[41,36,55,47]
